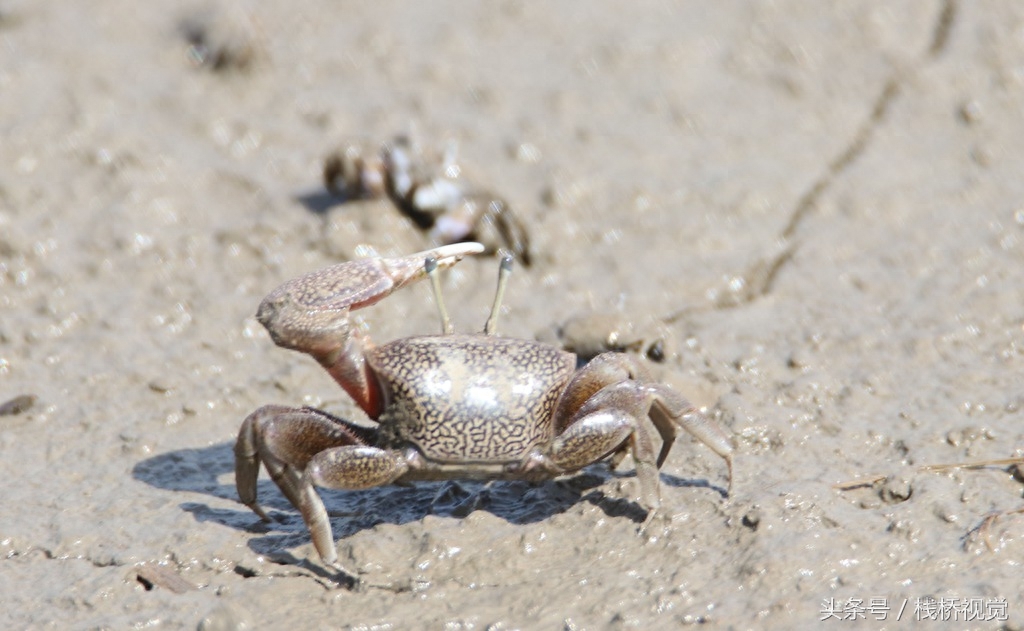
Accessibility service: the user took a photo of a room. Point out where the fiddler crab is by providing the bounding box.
[236,242,734,580]
[323,136,531,265]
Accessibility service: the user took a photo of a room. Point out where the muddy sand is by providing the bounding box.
[3,1,1024,629]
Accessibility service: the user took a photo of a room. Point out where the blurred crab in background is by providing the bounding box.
[323,135,532,266]
[538,313,678,366]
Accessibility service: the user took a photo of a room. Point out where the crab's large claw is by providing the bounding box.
[256,242,484,358]
[256,242,484,418]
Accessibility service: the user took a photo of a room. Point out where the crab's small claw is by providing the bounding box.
[256,242,484,357]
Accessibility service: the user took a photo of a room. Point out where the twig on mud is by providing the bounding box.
[834,456,1024,552]
[832,456,1024,491]
[832,474,888,491]
[132,562,199,594]
[917,456,1024,473]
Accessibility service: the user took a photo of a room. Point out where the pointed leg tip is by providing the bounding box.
[328,562,363,590]
[254,506,273,523]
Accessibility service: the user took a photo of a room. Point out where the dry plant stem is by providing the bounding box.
[133,563,198,594]
[832,474,888,491]
[833,456,1024,491]
[916,456,1024,472]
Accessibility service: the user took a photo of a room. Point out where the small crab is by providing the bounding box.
[236,243,733,578]
[323,136,531,265]
[538,313,678,365]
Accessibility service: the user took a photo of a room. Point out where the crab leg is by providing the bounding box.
[532,406,662,511]
[551,352,734,495]
[235,405,377,571]
[306,446,410,490]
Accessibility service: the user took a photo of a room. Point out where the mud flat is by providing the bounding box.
[2,1,1023,628]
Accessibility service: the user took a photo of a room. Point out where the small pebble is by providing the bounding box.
[0,394,36,416]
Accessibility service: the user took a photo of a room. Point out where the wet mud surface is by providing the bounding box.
[3,1,1024,628]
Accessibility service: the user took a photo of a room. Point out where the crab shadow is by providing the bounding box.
[295,181,384,216]
[294,188,344,216]
[132,441,725,559]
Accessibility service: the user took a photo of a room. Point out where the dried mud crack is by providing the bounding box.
[706,0,961,311]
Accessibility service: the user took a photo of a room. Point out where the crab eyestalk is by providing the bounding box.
[484,253,514,335]
[424,255,454,335]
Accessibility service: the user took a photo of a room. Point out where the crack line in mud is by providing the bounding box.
[707,0,960,311]
[929,0,959,57]
[779,77,901,242]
